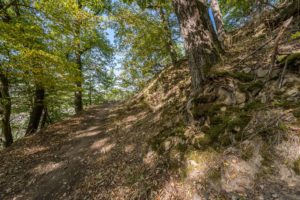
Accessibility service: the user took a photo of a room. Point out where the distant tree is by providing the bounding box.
[114,1,182,90]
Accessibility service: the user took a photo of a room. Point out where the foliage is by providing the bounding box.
[113,0,182,91]
[0,0,114,142]
[219,0,279,30]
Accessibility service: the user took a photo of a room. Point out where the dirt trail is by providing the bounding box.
[0,102,174,200]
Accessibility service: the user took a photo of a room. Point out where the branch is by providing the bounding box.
[267,16,293,78]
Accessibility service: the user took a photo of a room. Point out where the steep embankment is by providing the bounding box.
[1,14,300,200]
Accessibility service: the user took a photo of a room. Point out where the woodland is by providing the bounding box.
[0,0,300,199]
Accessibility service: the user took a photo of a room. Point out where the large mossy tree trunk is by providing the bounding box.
[158,7,178,66]
[26,86,45,135]
[0,72,13,147]
[173,0,220,92]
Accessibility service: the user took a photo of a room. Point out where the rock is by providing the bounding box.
[256,68,269,78]
[235,91,246,104]
[285,87,299,97]
[243,67,252,73]
[233,126,241,132]
[163,140,172,151]
[189,160,198,167]
[221,106,227,112]
[217,88,236,105]
[258,195,264,200]
[192,193,202,200]
[259,92,267,103]
[221,155,260,193]
[272,193,278,198]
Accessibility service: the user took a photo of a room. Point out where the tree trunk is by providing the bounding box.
[210,0,226,46]
[270,0,300,26]
[26,86,45,135]
[0,72,13,147]
[158,7,178,66]
[88,83,92,106]
[173,0,220,92]
[74,0,84,114]
[74,51,83,114]
[40,106,49,129]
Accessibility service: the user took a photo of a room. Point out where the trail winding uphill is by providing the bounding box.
[0,102,178,200]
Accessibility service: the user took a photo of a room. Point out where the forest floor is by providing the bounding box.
[1,99,300,200]
[0,102,180,200]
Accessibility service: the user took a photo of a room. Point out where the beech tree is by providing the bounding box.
[0,0,22,146]
[115,1,182,90]
[173,0,220,91]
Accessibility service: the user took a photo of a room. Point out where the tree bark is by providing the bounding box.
[74,0,84,114]
[40,106,49,129]
[74,51,83,114]
[158,7,178,66]
[26,86,45,135]
[173,0,220,92]
[0,72,13,147]
[270,0,300,26]
[210,0,226,46]
[88,82,92,106]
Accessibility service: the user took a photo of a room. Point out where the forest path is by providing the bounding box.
[0,102,172,200]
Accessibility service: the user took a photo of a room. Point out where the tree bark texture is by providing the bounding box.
[40,106,50,129]
[26,87,45,135]
[173,0,220,92]
[0,72,13,147]
[74,0,84,114]
[74,51,83,114]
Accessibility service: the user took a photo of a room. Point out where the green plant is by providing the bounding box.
[293,158,300,175]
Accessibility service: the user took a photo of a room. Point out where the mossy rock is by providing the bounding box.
[148,124,186,153]
[202,108,251,146]
[193,94,218,104]
[293,108,300,118]
[277,52,300,65]
[273,100,300,109]
[193,134,212,148]
[238,80,264,93]
[207,167,221,181]
[244,100,265,111]
[208,71,255,82]
[293,158,300,175]
[192,103,223,120]
[241,144,254,161]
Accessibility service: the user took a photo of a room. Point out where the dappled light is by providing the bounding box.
[74,130,102,139]
[1,0,300,199]
[23,146,50,156]
[31,162,64,176]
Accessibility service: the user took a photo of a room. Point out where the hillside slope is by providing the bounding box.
[1,15,300,200]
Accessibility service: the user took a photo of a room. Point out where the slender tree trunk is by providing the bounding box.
[173,0,220,92]
[210,0,226,46]
[0,72,13,147]
[158,7,178,66]
[88,83,92,106]
[26,86,45,135]
[74,51,83,114]
[74,0,84,114]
